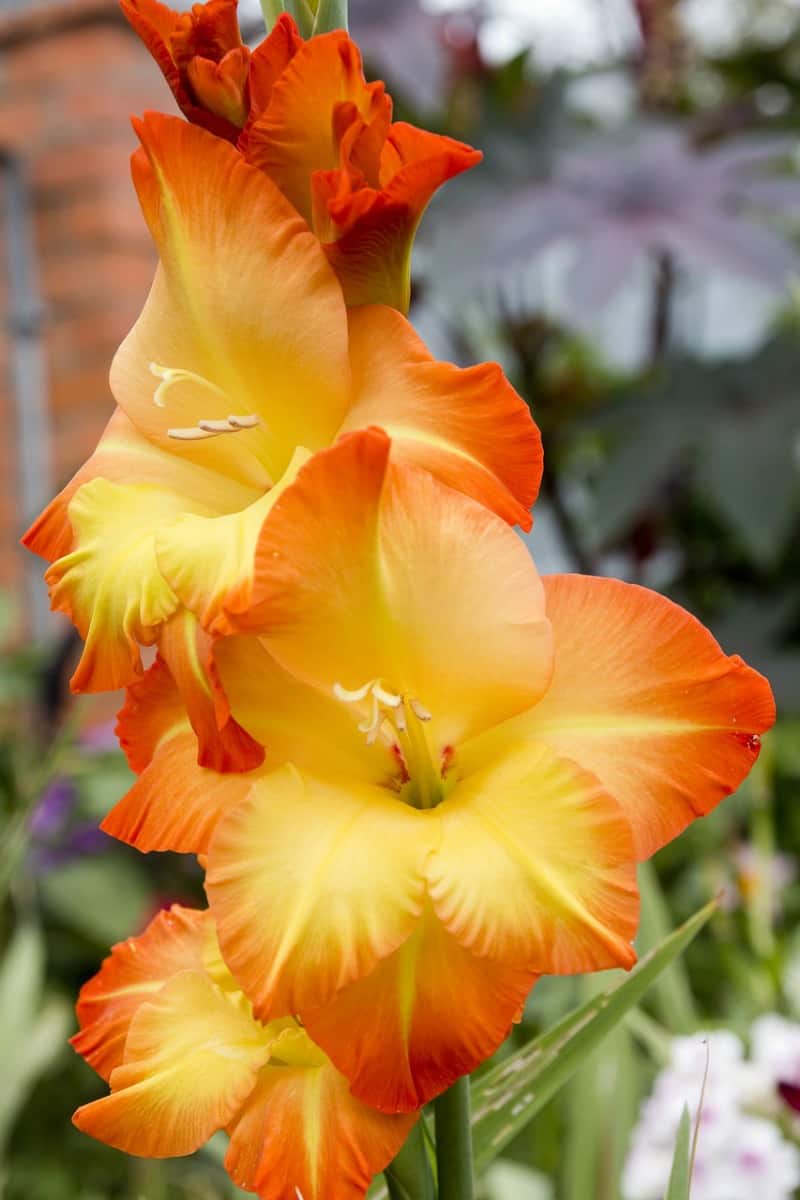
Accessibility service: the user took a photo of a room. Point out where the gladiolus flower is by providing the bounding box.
[101,429,774,1113]
[72,904,415,1199]
[123,0,482,310]
[238,25,482,310]
[23,113,540,771]
[120,0,263,138]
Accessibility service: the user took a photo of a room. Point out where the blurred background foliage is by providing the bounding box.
[2,0,800,1195]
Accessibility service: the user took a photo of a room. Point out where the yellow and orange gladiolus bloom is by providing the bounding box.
[72,904,415,1199]
[122,0,481,309]
[100,429,774,1113]
[23,113,540,770]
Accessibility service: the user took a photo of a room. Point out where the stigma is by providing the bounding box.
[333,679,431,746]
[148,362,261,442]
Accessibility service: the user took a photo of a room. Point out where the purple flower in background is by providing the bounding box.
[28,778,75,842]
[27,722,119,871]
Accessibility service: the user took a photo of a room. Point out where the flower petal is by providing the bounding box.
[115,113,350,487]
[73,969,270,1158]
[121,0,247,139]
[225,1052,416,1200]
[323,124,482,310]
[303,906,536,1113]
[206,764,433,1020]
[120,0,184,105]
[341,305,542,529]
[241,32,390,225]
[23,406,258,568]
[501,575,777,860]
[216,635,395,785]
[44,478,190,692]
[157,610,264,773]
[71,905,209,1081]
[103,660,256,855]
[241,429,552,750]
[155,449,309,636]
[430,741,639,975]
[246,14,303,118]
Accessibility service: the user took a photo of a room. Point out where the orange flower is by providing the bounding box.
[123,0,481,309]
[238,27,481,309]
[23,114,539,771]
[120,0,302,140]
[100,430,774,1112]
[72,905,415,1199]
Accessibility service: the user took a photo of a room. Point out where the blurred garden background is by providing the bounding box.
[1,0,799,1196]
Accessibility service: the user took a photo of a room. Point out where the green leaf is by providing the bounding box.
[0,923,44,1050]
[0,997,71,1149]
[374,1123,436,1200]
[483,1161,553,1199]
[664,1107,692,1200]
[471,898,716,1175]
[0,926,72,1153]
[40,855,152,946]
[636,861,697,1033]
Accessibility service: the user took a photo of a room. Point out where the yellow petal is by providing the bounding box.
[155,448,310,635]
[71,905,209,1081]
[73,969,271,1157]
[206,764,434,1019]
[45,479,195,691]
[430,741,639,974]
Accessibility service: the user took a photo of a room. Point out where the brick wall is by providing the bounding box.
[0,1,168,629]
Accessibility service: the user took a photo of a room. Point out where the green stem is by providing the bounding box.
[434,1078,475,1200]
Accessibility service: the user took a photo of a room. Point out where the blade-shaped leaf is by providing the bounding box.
[471,898,716,1174]
[383,1122,436,1200]
[664,1106,692,1200]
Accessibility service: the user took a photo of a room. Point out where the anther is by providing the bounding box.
[167,426,223,441]
[168,414,261,441]
[334,678,432,746]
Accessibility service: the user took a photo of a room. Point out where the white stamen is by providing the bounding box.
[373,682,402,708]
[198,418,237,433]
[150,363,261,441]
[366,716,389,747]
[333,681,373,703]
[334,677,432,745]
[357,693,381,737]
[169,414,261,441]
[167,426,224,441]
